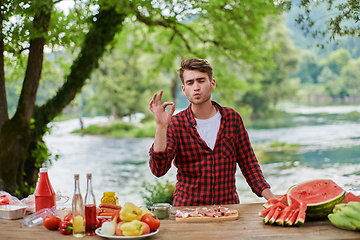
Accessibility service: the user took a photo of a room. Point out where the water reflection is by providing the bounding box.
[45,105,360,206]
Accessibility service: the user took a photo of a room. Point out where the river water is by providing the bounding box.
[45,105,360,206]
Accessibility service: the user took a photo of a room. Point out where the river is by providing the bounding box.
[45,104,360,207]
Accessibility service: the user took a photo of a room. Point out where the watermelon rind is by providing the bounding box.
[287,179,345,219]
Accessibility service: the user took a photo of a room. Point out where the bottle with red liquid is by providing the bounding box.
[35,168,56,212]
[84,173,97,236]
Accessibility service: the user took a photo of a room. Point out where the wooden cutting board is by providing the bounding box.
[175,209,238,222]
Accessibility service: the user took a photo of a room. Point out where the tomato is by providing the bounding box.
[43,215,61,230]
[63,214,72,222]
[141,222,150,235]
[141,213,160,232]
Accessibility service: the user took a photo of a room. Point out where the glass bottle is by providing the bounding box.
[84,173,97,236]
[34,168,56,212]
[72,174,85,238]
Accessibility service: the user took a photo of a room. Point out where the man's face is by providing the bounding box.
[182,70,216,105]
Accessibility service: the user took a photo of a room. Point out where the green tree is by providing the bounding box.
[319,48,351,75]
[0,0,281,198]
[340,57,360,97]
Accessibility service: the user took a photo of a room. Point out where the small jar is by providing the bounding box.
[101,192,118,205]
[153,203,171,219]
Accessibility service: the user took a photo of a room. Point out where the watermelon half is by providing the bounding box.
[287,179,345,219]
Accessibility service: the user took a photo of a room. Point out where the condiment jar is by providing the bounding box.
[101,192,118,205]
[153,203,171,219]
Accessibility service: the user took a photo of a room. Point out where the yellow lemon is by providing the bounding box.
[73,215,85,233]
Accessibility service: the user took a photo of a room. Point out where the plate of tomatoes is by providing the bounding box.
[95,228,159,239]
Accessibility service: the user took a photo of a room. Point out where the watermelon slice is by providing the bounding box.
[259,202,286,217]
[275,205,293,226]
[343,192,360,203]
[269,207,282,225]
[287,179,345,219]
[263,194,287,208]
[295,203,307,226]
[263,206,277,224]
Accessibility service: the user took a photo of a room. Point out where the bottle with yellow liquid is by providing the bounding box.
[101,192,118,205]
[72,174,85,238]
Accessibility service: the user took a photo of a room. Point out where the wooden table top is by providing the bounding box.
[1,203,359,239]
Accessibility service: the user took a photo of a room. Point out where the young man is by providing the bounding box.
[148,58,276,206]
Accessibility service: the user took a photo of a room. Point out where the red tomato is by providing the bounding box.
[43,215,61,230]
[63,214,72,222]
[141,214,160,232]
[141,222,150,235]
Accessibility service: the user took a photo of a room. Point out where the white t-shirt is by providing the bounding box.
[195,110,221,150]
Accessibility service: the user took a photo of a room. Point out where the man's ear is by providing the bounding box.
[181,85,186,95]
[211,79,216,90]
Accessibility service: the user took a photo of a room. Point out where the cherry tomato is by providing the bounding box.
[141,213,160,232]
[43,215,61,230]
[141,222,150,235]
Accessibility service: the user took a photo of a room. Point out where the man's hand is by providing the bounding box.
[261,188,278,200]
[149,90,175,128]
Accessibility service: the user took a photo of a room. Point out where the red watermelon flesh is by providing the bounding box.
[275,205,293,226]
[287,179,344,205]
[259,202,286,217]
[295,203,307,226]
[263,194,287,208]
[343,192,360,203]
[269,207,282,225]
[287,179,345,219]
[285,208,299,226]
[263,206,277,224]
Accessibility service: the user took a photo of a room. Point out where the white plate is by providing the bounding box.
[95,228,159,239]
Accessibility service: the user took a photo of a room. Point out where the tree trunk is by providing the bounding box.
[25,8,127,197]
[0,10,8,128]
[0,2,51,198]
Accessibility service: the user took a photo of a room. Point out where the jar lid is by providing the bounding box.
[40,168,48,172]
[104,192,115,196]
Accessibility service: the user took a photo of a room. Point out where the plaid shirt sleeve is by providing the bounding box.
[234,112,270,197]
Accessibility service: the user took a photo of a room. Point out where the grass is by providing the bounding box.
[72,119,156,138]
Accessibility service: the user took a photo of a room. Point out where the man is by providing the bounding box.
[148,58,276,206]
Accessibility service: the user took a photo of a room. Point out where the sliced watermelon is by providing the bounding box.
[343,192,360,203]
[295,203,307,226]
[287,179,345,219]
[259,206,273,217]
[259,201,287,217]
[269,207,282,225]
[275,205,293,226]
[284,206,297,226]
[286,208,299,226]
[263,194,287,208]
[263,206,277,224]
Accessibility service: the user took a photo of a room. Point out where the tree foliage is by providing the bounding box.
[0,0,283,198]
[282,0,359,46]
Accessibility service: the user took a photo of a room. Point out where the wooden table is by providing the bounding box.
[1,203,359,239]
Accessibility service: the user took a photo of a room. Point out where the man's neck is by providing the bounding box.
[191,100,217,119]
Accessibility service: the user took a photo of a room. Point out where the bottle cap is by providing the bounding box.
[40,168,48,173]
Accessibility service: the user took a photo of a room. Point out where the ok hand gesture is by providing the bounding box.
[149,90,175,128]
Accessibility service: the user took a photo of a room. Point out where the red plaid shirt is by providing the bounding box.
[149,101,270,206]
